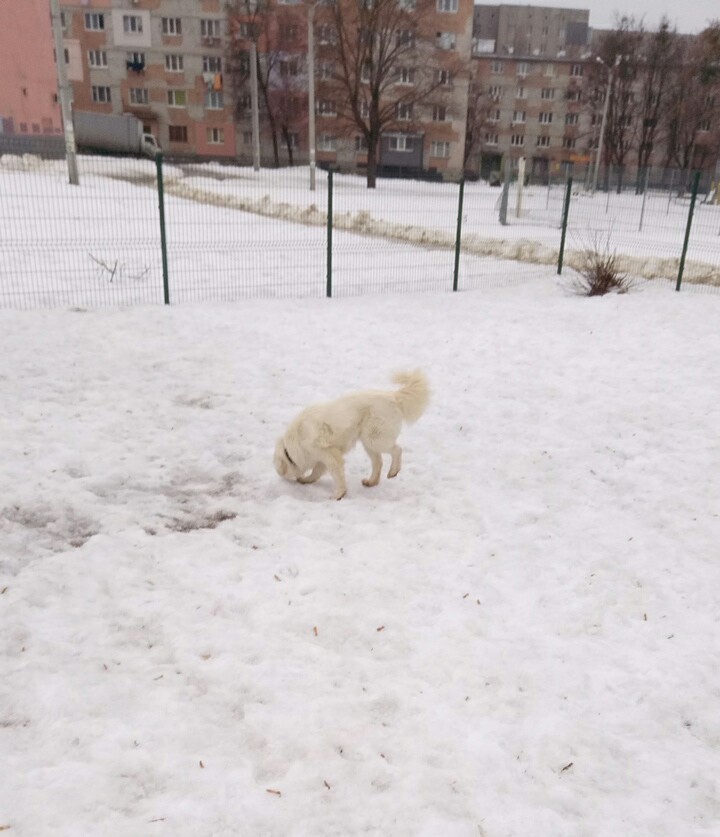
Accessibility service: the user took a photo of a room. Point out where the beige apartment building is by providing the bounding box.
[469,4,594,182]
[59,0,235,157]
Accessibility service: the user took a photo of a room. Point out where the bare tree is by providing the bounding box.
[664,23,720,186]
[463,70,497,172]
[589,16,644,192]
[634,18,681,191]
[317,0,462,188]
[227,1,309,166]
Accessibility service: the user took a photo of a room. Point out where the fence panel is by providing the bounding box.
[159,162,326,302]
[328,171,458,296]
[0,155,164,309]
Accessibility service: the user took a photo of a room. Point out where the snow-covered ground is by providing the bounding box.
[2,280,720,836]
[1,155,718,311]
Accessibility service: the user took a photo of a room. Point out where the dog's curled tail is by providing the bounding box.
[392,369,430,424]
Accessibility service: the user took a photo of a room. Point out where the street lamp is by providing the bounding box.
[307,2,316,191]
[591,55,621,195]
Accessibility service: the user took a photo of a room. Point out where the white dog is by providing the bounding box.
[274,370,429,500]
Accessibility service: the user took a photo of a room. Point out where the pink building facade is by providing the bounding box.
[0,0,63,138]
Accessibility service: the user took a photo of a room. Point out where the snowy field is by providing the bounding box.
[1,155,719,311]
[2,279,720,836]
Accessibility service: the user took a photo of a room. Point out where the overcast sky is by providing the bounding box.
[492,1,719,34]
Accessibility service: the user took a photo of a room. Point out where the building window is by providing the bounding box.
[489,85,502,100]
[239,22,257,38]
[88,50,107,68]
[360,101,370,118]
[511,110,526,124]
[242,130,253,144]
[567,89,581,102]
[544,63,555,77]
[487,108,500,122]
[398,67,416,85]
[562,137,577,149]
[431,140,450,158]
[397,102,413,120]
[571,63,584,77]
[91,85,111,103]
[318,134,337,151]
[492,60,504,74]
[203,56,222,73]
[167,89,187,107]
[389,135,413,152]
[516,86,526,99]
[485,133,498,145]
[435,69,452,86]
[437,0,458,11]
[279,24,298,42]
[536,135,551,147]
[169,125,188,143]
[355,135,368,151]
[320,61,335,79]
[541,87,555,100]
[436,32,456,50]
[517,61,529,77]
[162,17,182,36]
[317,99,337,116]
[361,62,372,83]
[129,88,148,105]
[123,15,143,34]
[699,119,712,132]
[60,11,69,32]
[510,134,525,146]
[432,105,448,122]
[201,19,222,39]
[205,91,224,109]
[207,127,224,145]
[286,132,299,149]
[84,13,104,31]
[318,24,336,45]
[280,57,300,77]
[565,112,579,125]
[539,112,553,124]
[396,30,415,48]
[165,54,184,72]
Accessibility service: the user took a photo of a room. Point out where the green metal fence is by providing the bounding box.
[1,152,719,309]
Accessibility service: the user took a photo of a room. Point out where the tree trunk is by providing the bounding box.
[366,141,378,189]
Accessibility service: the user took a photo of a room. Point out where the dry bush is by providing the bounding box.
[567,233,635,296]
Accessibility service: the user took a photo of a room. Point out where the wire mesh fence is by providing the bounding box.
[1,152,719,309]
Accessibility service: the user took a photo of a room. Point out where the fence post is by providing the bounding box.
[453,178,465,292]
[155,151,170,305]
[499,158,511,226]
[676,170,701,292]
[557,176,573,275]
[638,165,650,232]
[326,169,333,298]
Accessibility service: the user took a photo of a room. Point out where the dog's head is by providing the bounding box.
[274,437,301,482]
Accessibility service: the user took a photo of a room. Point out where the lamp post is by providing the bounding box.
[591,55,620,195]
[307,2,316,191]
[50,0,79,185]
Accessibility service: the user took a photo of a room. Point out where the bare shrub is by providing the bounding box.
[567,233,635,296]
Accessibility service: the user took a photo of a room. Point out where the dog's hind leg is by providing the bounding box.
[362,446,382,487]
[387,445,402,479]
[297,462,326,484]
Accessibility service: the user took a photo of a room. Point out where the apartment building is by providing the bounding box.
[0,0,63,147]
[228,0,475,178]
[59,0,234,156]
[469,4,594,181]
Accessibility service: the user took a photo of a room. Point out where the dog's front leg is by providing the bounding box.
[319,450,347,500]
[297,462,326,484]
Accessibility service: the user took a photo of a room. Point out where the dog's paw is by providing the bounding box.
[387,470,400,479]
[334,491,346,501]
[362,478,379,487]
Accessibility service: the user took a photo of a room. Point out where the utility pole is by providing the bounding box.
[307,2,316,191]
[250,40,261,172]
[592,55,620,195]
[50,0,79,185]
